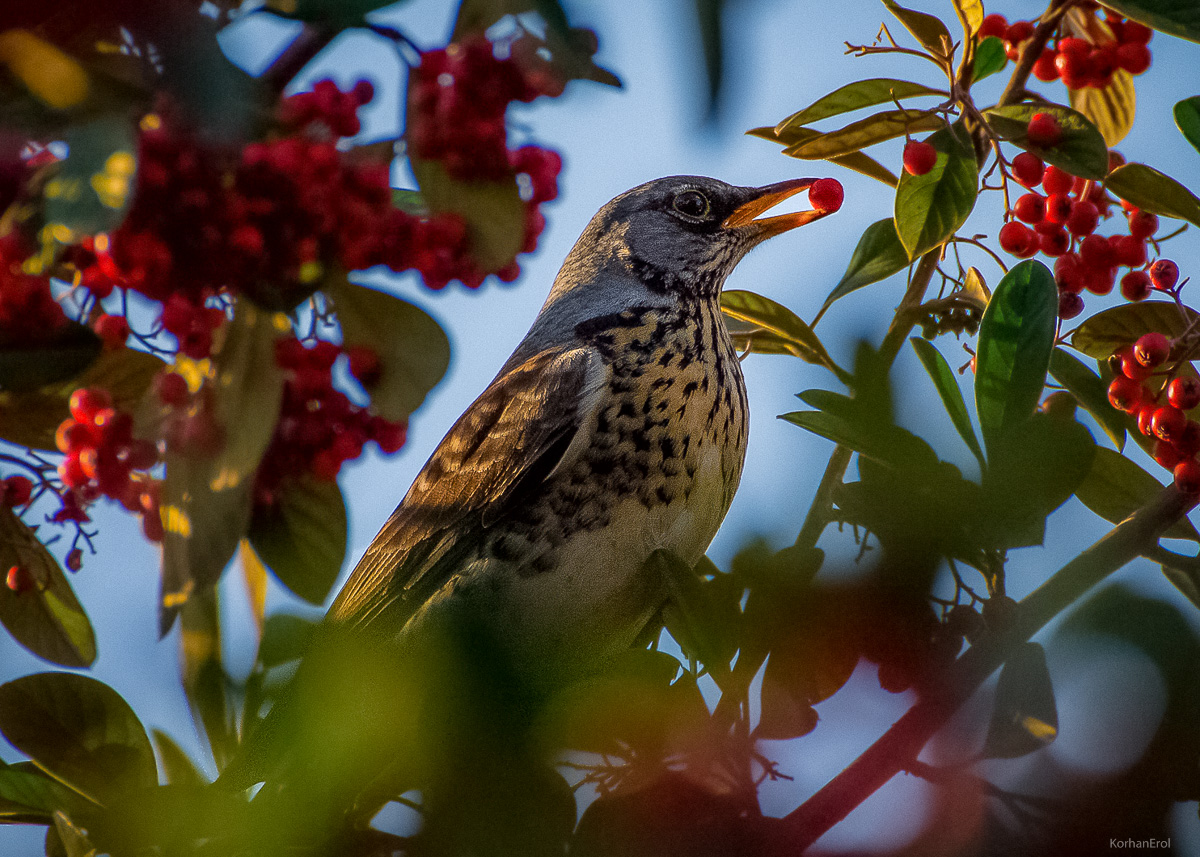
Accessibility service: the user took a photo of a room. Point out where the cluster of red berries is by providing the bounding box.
[1106,324,1200,493]
[996,143,1165,320]
[55,388,163,541]
[280,78,375,138]
[253,338,407,509]
[978,11,1152,89]
[0,236,68,348]
[408,35,563,181]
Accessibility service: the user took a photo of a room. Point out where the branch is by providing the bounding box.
[772,485,1197,852]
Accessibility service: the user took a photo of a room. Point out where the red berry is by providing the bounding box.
[6,565,31,593]
[66,548,82,572]
[1127,210,1158,241]
[1152,405,1187,442]
[346,346,382,387]
[1033,48,1060,82]
[1169,377,1200,411]
[1087,47,1118,86]
[1177,421,1200,458]
[809,178,843,212]
[1058,291,1085,320]
[1066,199,1099,236]
[1120,270,1153,302]
[978,14,1008,40]
[903,140,938,176]
[1174,459,1200,494]
[154,372,189,407]
[95,314,130,349]
[1111,235,1147,269]
[1084,264,1116,296]
[1155,439,1183,469]
[999,221,1036,257]
[55,420,91,454]
[1043,166,1075,195]
[1013,193,1045,224]
[3,475,33,507]
[1055,254,1086,293]
[1121,21,1153,45]
[1116,42,1151,75]
[1027,113,1062,148]
[1119,347,1153,380]
[1135,332,1171,367]
[1004,21,1034,46]
[68,388,112,424]
[1080,234,1114,270]
[1056,50,1089,89]
[1044,193,1073,225]
[1137,402,1156,436]
[1150,259,1180,290]
[1011,152,1045,187]
[1038,225,1070,257]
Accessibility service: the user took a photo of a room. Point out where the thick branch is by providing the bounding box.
[773,485,1197,852]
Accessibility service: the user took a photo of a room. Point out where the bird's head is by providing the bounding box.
[548,175,832,308]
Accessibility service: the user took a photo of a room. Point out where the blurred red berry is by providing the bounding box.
[1027,113,1062,148]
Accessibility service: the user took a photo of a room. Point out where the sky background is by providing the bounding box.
[4,0,1200,853]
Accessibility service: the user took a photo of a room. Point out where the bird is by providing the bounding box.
[227,175,831,848]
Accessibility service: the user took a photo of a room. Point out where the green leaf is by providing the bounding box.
[1075,446,1200,541]
[151,729,204,788]
[721,290,847,379]
[0,763,93,822]
[910,337,984,467]
[1162,565,1200,611]
[974,260,1058,456]
[248,476,346,605]
[984,103,1109,180]
[894,120,978,260]
[257,612,319,668]
[53,811,96,857]
[751,125,899,185]
[409,160,524,272]
[159,302,286,634]
[882,0,953,58]
[390,188,427,215]
[780,409,940,474]
[1071,301,1197,359]
[1048,347,1126,451]
[44,116,137,238]
[781,109,943,160]
[982,642,1058,758]
[972,36,1007,82]
[179,588,233,770]
[327,278,450,421]
[774,78,945,132]
[815,218,910,323]
[648,549,735,677]
[0,323,101,395]
[1098,0,1200,43]
[0,345,162,453]
[1174,96,1200,155]
[1070,68,1136,147]
[1106,163,1200,229]
[264,0,409,26]
[0,673,156,802]
[0,507,95,668]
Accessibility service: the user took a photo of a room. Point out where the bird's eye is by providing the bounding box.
[672,190,711,219]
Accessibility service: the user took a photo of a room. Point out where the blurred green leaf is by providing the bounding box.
[410,159,525,272]
[160,303,285,635]
[781,409,940,475]
[180,588,233,771]
[0,764,92,822]
[248,476,346,606]
[1075,446,1200,541]
[0,506,95,668]
[982,642,1058,758]
[749,125,898,185]
[984,103,1109,180]
[327,278,450,422]
[756,671,818,741]
[815,218,909,323]
[974,260,1058,456]
[1098,1,1200,43]
[44,116,137,237]
[1162,565,1200,611]
[780,109,943,160]
[910,337,984,467]
[1070,68,1135,147]
[894,121,978,260]
[240,542,267,640]
[1106,163,1200,228]
[882,0,953,58]
[0,323,101,395]
[971,36,1007,82]
[1048,347,1126,451]
[53,811,95,857]
[1175,96,1200,154]
[258,612,319,668]
[649,549,736,678]
[774,78,944,132]
[0,673,155,802]
[1071,301,1196,359]
[390,188,427,215]
[151,729,204,788]
[264,0,410,26]
[721,290,846,378]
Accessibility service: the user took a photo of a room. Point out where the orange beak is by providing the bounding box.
[721,178,829,239]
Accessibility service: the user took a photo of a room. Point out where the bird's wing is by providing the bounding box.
[328,344,609,633]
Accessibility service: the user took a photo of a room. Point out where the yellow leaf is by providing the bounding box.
[0,29,89,110]
[1070,69,1135,147]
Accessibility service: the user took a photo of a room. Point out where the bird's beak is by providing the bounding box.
[722,178,829,239]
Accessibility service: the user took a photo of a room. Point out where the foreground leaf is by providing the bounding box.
[1105,163,1200,229]
[781,109,943,160]
[1075,446,1200,541]
[750,125,898,185]
[883,0,953,58]
[974,260,1058,456]
[326,278,450,421]
[1069,68,1135,147]
[1048,347,1126,450]
[0,764,92,821]
[894,120,978,260]
[984,103,1109,180]
[0,323,101,395]
[0,507,95,668]
[774,78,944,132]
[248,476,347,605]
[815,218,909,323]
[0,673,155,802]
[721,290,846,378]
[180,588,233,770]
[44,115,138,238]
[1098,0,1200,43]
[410,159,524,271]
[910,337,984,467]
[1175,96,1200,155]
[971,36,1007,82]
[982,642,1058,758]
[1071,301,1196,359]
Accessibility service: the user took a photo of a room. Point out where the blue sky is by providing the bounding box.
[4,0,1200,852]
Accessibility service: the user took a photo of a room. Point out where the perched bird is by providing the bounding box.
[230,175,832,846]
